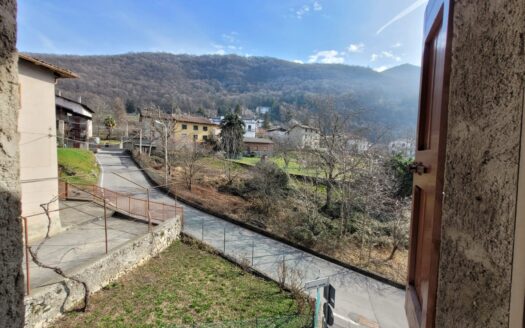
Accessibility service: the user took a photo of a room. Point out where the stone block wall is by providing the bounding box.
[0,0,25,327]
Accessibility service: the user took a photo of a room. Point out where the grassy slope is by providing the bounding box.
[53,241,309,328]
[232,157,320,177]
[57,148,100,185]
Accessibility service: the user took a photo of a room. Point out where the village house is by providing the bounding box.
[389,138,415,157]
[287,124,320,149]
[18,54,77,241]
[243,137,274,156]
[243,118,258,138]
[266,127,287,141]
[55,94,94,148]
[139,109,219,146]
[212,116,259,138]
[347,135,371,154]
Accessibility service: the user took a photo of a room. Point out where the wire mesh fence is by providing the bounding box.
[175,314,313,328]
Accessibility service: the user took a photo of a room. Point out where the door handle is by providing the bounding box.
[408,162,427,175]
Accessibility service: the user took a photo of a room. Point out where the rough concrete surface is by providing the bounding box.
[0,0,25,327]
[24,215,181,328]
[437,1,525,327]
[25,200,148,290]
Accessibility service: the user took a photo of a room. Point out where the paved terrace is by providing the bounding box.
[24,200,151,291]
[96,150,408,328]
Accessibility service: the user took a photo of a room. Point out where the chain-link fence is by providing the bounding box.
[175,314,313,328]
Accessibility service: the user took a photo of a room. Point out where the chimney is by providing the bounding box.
[78,96,82,104]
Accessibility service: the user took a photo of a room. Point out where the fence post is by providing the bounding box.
[23,217,30,295]
[147,188,152,232]
[251,239,255,267]
[223,225,226,253]
[201,217,204,241]
[103,198,108,254]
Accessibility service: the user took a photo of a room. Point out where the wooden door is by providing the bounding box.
[405,0,453,327]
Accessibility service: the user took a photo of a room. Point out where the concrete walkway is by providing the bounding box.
[96,150,408,328]
[25,200,149,290]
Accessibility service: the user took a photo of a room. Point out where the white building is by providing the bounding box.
[212,116,258,138]
[287,124,320,149]
[243,119,258,138]
[348,137,371,154]
[18,54,76,241]
[255,106,270,115]
[389,139,415,157]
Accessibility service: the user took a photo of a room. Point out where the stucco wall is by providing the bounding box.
[18,60,62,241]
[0,0,25,327]
[436,1,525,327]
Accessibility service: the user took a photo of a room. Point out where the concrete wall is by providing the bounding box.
[18,60,62,241]
[0,0,25,327]
[24,216,181,328]
[436,1,525,327]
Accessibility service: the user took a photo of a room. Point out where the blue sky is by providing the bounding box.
[18,0,427,71]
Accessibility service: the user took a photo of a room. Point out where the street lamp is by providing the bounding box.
[154,120,169,187]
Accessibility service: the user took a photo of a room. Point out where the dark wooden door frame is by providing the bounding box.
[405,0,454,327]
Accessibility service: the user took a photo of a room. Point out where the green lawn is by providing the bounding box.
[57,148,99,185]
[232,157,320,178]
[53,241,310,328]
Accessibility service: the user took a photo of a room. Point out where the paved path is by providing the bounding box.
[26,200,149,290]
[96,150,408,328]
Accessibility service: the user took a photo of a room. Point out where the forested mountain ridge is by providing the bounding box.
[32,52,420,134]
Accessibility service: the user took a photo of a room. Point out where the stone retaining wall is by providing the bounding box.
[24,216,181,328]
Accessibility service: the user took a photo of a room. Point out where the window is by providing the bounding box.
[193,135,198,141]
[203,126,208,131]
[203,135,208,141]
[182,124,187,130]
[248,125,252,131]
[193,125,198,131]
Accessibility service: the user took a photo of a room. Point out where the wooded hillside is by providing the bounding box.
[33,52,420,135]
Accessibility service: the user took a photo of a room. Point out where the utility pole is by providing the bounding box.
[139,129,142,154]
[154,120,169,187]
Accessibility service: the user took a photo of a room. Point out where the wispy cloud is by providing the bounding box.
[308,50,344,64]
[295,5,311,19]
[392,42,403,48]
[293,59,304,64]
[36,32,58,52]
[374,65,391,72]
[347,43,365,53]
[211,31,243,55]
[371,50,402,62]
[376,0,428,34]
[294,1,322,19]
[221,32,239,44]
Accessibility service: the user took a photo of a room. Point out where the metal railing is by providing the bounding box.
[59,181,184,227]
[22,181,183,295]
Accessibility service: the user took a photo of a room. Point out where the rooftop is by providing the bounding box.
[56,95,95,117]
[140,108,219,125]
[243,137,273,144]
[19,53,77,78]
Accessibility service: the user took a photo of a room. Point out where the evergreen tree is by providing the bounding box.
[263,112,271,129]
[234,104,242,115]
[220,113,245,159]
